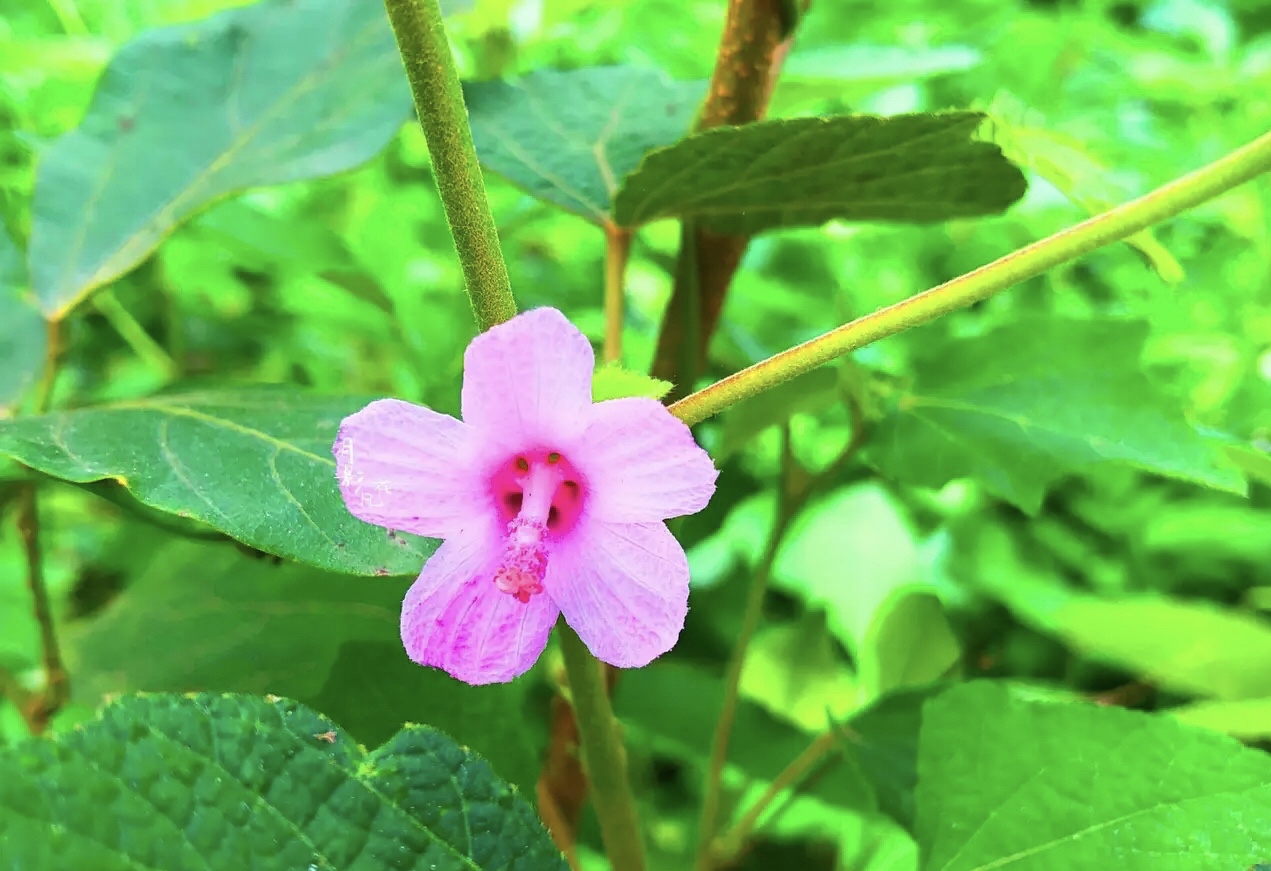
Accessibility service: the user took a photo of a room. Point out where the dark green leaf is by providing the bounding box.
[917,682,1271,870]
[0,693,568,870]
[28,0,411,318]
[310,640,545,795]
[870,318,1245,512]
[66,538,408,701]
[0,227,46,414]
[465,67,706,225]
[616,662,876,814]
[611,112,1027,232]
[0,389,435,575]
[841,686,939,830]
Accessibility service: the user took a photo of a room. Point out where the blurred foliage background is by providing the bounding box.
[2,0,1270,868]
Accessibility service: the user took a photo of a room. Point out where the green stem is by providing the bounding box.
[558,625,646,871]
[383,0,516,330]
[695,416,867,870]
[695,493,791,871]
[668,128,1271,427]
[94,290,178,379]
[708,729,840,868]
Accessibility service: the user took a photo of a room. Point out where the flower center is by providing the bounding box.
[490,450,585,603]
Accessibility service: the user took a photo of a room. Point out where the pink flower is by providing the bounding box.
[333,307,718,685]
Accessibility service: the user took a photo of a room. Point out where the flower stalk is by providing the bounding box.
[559,625,647,871]
[669,127,1271,427]
[383,0,516,330]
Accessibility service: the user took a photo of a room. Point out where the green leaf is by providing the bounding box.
[865,592,961,697]
[1171,697,1271,741]
[717,365,841,459]
[985,91,1185,283]
[611,112,1027,233]
[771,483,960,702]
[0,693,568,870]
[0,227,47,414]
[309,640,545,795]
[28,0,411,318]
[1047,597,1271,700]
[465,67,706,225]
[970,523,1271,701]
[840,686,938,830]
[65,537,406,701]
[66,537,543,794]
[591,361,673,402]
[0,389,435,575]
[870,318,1245,512]
[917,682,1271,870]
[616,662,876,815]
[739,612,860,733]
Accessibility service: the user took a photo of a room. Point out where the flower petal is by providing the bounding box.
[547,519,689,669]
[570,397,718,522]
[334,398,483,539]
[461,307,595,450]
[400,523,560,685]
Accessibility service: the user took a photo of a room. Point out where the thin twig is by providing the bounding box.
[708,729,842,867]
[695,427,797,870]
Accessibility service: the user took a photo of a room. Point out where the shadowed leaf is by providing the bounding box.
[612,111,1027,232]
[465,67,706,224]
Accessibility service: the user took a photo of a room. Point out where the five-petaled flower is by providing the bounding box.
[333,307,718,685]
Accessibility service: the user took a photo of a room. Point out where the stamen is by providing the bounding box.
[489,451,587,602]
[493,518,548,603]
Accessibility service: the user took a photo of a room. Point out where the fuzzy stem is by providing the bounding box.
[558,625,646,871]
[603,225,632,363]
[383,0,516,330]
[669,127,1271,427]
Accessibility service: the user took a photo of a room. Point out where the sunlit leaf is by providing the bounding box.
[592,361,673,402]
[29,0,412,318]
[985,90,1184,283]
[969,524,1271,701]
[917,682,1271,870]
[871,318,1245,512]
[739,612,860,733]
